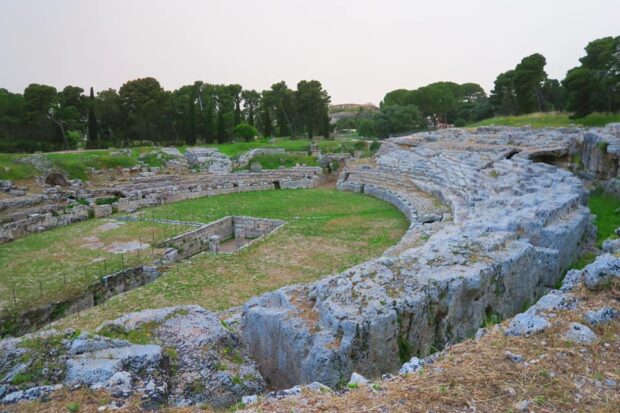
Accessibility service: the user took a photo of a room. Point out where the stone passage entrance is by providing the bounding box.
[159,216,285,260]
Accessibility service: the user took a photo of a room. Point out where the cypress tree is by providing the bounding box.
[87,87,98,148]
[234,98,241,127]
[248,105,254,127]
[187,95,196,145]
[204,101,215,143]
[216,110,227,143]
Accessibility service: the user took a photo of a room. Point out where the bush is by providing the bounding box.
[234,123,258,142]
[67,402,80,413]
[369,140,381,153]
[95,196,119,206]
[245,153,318,169]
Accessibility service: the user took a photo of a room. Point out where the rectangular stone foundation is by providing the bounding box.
[160,216,286,260]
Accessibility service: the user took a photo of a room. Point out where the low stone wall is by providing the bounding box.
[0,168,321,244]
[0,205,90,243]
[0,266,160,337]
[160,216,285,260]
[0,195,45,212]
[112,168,321,213]
[161,217,234,259]
[235,148,286,168]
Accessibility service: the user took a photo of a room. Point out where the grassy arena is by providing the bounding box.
[1,188,408,331]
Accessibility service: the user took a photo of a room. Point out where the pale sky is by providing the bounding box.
[0,0,618,105]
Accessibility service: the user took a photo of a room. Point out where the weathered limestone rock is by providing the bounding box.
[93,204,112,218]
[584,307,619,326]
[0,329,167,407]
[98,305,265,407]
[602,238,620,253]
[581,131,619,179]
[582,254,620,290]
[185,147,233,173]
[562,322,598,344]
[504,313,551,337]
[399,356,425,375]
[243,128,592,388]
[66,342,163,386]
[347,372,369,387]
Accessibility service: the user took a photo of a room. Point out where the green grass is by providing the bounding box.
[47,188,407,332]
[98,321,160,345]
[46,152,138,180]
[240,153,319,170]
[0,138,354,180]
[469,112,620,128]
[0,218,188,314]
[200,137,349,157]
[566,190,620,272]
[589,189,620,247]
[0,154,40,181]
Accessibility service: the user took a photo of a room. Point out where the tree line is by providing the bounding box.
[0,36,617,150]
[0,79,331,152]
[340,35,619,138]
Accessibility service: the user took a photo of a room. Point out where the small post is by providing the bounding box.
[63,272,67,286]
[234,222,246,247]
[138,235,141,262]
[103,259,107,275]
[39,281,43,298]
[208,235,220,253]
[121,253,124,268]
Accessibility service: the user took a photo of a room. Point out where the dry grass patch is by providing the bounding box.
[47,189,407,332]
[240,283,619,413]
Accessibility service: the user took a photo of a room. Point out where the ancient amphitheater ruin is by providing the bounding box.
[0,125,619,410]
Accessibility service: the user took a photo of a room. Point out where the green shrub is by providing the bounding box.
[95,196,119,206]
[597,141,609,153]
[245,153,318,170]
[369,140,381,153]
[67,402,80,413]
[234,123,259,142]
[98,322,158,344]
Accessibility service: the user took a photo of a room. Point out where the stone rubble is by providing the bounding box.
[184,147,233,173]
[97,305,265,407]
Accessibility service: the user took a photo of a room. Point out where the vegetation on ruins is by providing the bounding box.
[469,111,620,129]
[0,137,351,181]
[589,189,620,246]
